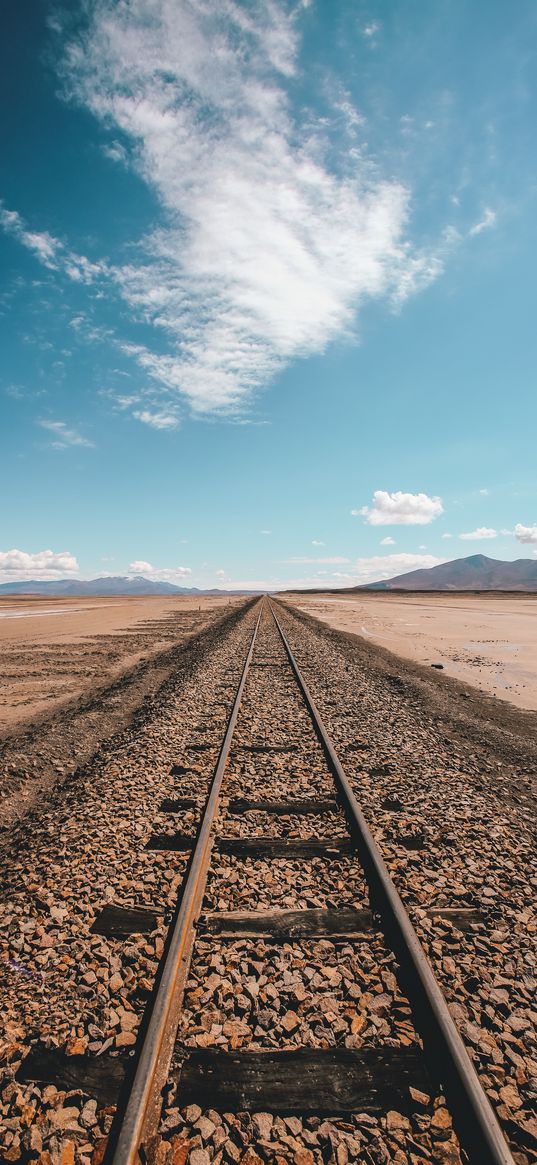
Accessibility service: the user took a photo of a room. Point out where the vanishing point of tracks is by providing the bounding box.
[10,598,519,1164]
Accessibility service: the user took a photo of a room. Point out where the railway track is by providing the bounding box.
[7,598,522,1163]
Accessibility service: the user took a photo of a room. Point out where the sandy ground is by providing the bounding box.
[283,592,537,712]
[0,594,239,730]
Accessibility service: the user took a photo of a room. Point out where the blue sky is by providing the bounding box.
[1,0,536,590]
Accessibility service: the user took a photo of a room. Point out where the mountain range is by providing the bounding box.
[0,575,237,597]
[2,556,537,596]
[360,554,537,591]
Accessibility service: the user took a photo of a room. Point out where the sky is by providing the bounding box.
[1,0,536,591]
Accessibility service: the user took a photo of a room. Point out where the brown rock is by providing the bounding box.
[431,1108,453,1139]
[281,1010,300,1032]
[294,1151,314,1165]
[91,1139,108,1165]
[386,1111,411,1132]
[499,1083,522,1110]
[61,1142,75,1165]
[252,1113,273,1140]
[170,1139,192,1165]
[190,1151,211,1165]
[49,1107,82,1132]
[115,1030,137,1048]
[409,1087,430,1107]
[66,1036,88,1056]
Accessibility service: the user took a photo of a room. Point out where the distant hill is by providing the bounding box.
[0,575,234,597]
[360,554,537,591]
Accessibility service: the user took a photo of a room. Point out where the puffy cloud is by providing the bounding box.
[60,0,443,416]
[39,420,94,448]
[128,560,153,574]
[380,536,395,545]
[128,560,192,582]
[311,540,325,546]
[441,532,453,539]
[513,523,537,545]
[0,548,79,582]
[354,490,444,525]
[349,552,443,582]
[459,527,497,540]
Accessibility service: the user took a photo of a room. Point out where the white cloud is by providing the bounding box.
[0,203,106,283]
[362,21,380,38]
[513,523,537,545]
[129,560,153,573]
[133,409,179,429]
[215,569,227,579]
[351,552,443,582]
[128,560,192,582]
[380,536,395,545]
[479,488,489,496]
[441,532,453,539]
[60,0,444,417]
[0,548,79,582]
[459,527,497,540]
[39,420,94,448]
[311,539,325,546]
[469,208,496,237]
[103,139,129,164]
[260,529,272,535]
[354,490,444,526]
[0,205,61,269]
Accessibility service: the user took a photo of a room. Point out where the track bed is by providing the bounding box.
[0,599,534,1165]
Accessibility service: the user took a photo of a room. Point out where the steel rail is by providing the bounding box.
[111,604,263,1165]
[269,600,514,1165]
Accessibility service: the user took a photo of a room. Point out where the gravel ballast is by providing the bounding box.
[0,598,534,1165]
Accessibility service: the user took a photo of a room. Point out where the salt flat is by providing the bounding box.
[284,592,537,712]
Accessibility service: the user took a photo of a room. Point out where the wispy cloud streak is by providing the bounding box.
[39,420,94,448]
[61,0,442,416]
[0,204,106,283]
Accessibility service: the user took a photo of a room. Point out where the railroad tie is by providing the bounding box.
[199,906,374,940]
[90,903,159,937]
[216,836,353,858]
[227,796,339,815]
[173,1046,430,1116]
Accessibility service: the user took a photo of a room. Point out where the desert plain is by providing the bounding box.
[283,591,537,712]
[0,593,240,730]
